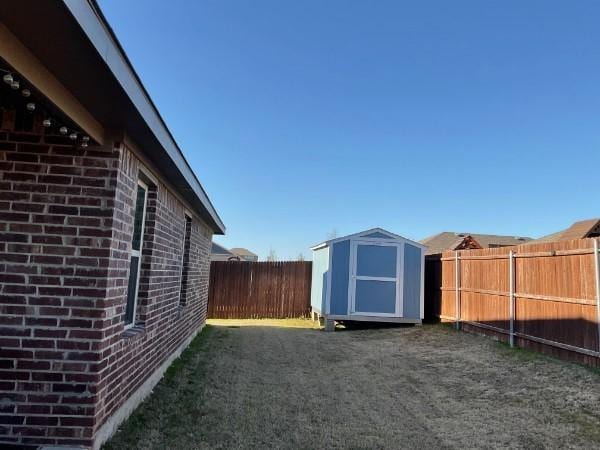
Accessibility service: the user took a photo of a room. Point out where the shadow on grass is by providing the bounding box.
[102,325,220,450]
[493,338,600,378]
[435,321,600,378]
[335,321,417,332]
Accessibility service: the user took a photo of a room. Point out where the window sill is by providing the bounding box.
[176,304,187,320]
[121,324,146,342]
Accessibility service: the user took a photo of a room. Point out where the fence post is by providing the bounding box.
[509,250,515,347]
[594,240,600,352]
[455,251,460,330]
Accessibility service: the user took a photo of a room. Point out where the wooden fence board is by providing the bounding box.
[425,238,600,367]
[208,261,312,319]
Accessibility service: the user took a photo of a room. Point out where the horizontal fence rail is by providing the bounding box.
[208,261,312,319]
[425,238,600,367]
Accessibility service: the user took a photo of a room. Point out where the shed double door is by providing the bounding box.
[349,241,403,317]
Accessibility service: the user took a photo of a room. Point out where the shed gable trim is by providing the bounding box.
[311,228,426,250]
[359,230,397,239]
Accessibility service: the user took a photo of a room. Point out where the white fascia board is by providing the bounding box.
[63,0,225,234]
[311,227,427,250]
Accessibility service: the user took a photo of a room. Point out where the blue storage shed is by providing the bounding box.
[310,228,426,329]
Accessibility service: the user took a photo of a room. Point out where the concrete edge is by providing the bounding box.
[91,323,205,450]
[326,315,422,324]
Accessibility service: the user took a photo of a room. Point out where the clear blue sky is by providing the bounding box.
[99,0,600,260]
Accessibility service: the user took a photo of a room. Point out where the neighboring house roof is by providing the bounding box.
[0,1,225,234]
[532,230,568,244]
[211,243,241,261]
[211,242,234,256]
[229,248,258,258]
[452,235,483,251]
[420,232,532,255]
[532,219,600,243]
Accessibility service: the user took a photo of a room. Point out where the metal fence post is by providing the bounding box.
[594,240,600,352]
[509,250,515,347]
[455,251,460,330]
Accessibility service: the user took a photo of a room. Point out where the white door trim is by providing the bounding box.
[125,179,148,330]
[348,239,403,317]
[325,245,333,314]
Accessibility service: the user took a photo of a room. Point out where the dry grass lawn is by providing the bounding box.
[103,320,600,449]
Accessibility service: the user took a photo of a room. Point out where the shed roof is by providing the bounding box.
[311,228,426,250]
[420,232,532,255]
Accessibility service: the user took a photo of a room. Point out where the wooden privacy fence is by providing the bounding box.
[425,238,600,366]
[208,261,312,319]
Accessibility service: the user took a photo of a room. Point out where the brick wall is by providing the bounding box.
[0,128,119,447]
[93,144,213,437]
[0,128,212,448]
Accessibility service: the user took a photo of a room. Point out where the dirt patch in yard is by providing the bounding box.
[103,321,600,449]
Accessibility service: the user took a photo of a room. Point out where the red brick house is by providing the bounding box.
[0,2,225,448]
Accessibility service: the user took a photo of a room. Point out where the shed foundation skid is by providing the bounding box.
[329,315,422,324]
[324,319,336,332]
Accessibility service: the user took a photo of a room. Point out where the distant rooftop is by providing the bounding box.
[531,218,600,243]
[420,232,532,255]
[229,248,258,257]
[211,242,234,255]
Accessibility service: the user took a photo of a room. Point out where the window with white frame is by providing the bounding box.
[179,213,192,306]
[124,179,149,326]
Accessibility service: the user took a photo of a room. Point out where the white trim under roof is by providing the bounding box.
[62,0,225,234]
[311,227,427,250]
